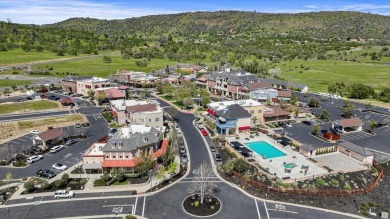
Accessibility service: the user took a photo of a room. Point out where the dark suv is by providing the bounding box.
[302,121,312,125]
[37,169,56,178]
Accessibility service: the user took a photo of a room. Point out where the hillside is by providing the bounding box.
[48,11,390,39]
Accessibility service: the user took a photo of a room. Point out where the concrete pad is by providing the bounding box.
[312,153,367,173]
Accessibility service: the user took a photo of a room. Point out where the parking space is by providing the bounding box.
[341,131,373,141]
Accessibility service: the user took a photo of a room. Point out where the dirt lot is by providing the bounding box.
[0,114,88,143]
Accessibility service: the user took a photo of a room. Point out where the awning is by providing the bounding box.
[83,163,102,169]
[102,159,138,168]
[207,108,211,113]
[210,110,216,116]
[111,111,118,118]
[238,126,251,131]
[218,117,226,122]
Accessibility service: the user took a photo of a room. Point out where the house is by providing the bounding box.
[250,88,279,103]
[61,76,93,93]
[196,75,208,88]
[76,77,111,96]
[94,87,126,100]
[338,141,374,164]
[83,125,164,173]
[277,90,292,103]
[32,127,64,149]
[263,107,290,122]
[215,104,252,135]
[333,117,363,132]
[205,69,261,99]
[110,100,163,128]
[208,99,265,124]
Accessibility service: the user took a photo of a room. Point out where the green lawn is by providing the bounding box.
[274,59,390,92]
[0,100,59,114]
[0,80,32,88]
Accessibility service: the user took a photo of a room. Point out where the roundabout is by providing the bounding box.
[182,194,221,217]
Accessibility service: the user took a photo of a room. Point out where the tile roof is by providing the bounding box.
[153,139,169,158]
[339,141,374,156]
[263,107,290,117]
[37,128,64,141]
[126,104,157,113]
[216,104,252,119]
[107,88,125,99]
[278,90,292,97]
[244,82,272,91]
[338,117,363,128]
[102,159,139,168]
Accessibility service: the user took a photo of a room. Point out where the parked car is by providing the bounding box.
[54,97,61,101]
[75,123,81,128]
[321,129,328,134]
[196,123,204,129]
[31,130,40,134]
[302,121,312,125]
[201,129,208,136]
[108,128,118,137]
[209,145,216,152]
[26,96,33,100]
[54,190,75,199]
[65,139,78,146]
[285,122,292,127]
[181,154,188,164]
[27,155,43,164]
[214,153,222,162]
[48,95,56,100]
[37,169,56,178]
[52,163,68,171]
[180,146,186,154]
[50,145,64,153]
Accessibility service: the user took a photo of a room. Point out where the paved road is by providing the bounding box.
[0,96,361,219]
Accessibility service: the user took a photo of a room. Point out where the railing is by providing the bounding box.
[232,161,384,196]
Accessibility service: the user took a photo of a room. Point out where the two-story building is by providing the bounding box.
[126,104,163,129]
[61,76,94,93]
[215,104,252,135]
[249,88,279,103]
[239,81,272,98]
[76,77,111,96]
[277,90,292,103]
[94,87,126,100]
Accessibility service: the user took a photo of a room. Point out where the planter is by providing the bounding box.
[182,194,221,217]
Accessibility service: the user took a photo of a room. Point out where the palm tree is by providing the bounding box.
[321,109,330,121]
[369,120,378,133]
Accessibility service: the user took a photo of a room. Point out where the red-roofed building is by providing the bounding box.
[263,107,290,122]
[33,127,64,149]
[334,117,363,132]
[94,87,125,100]
[277,90,292,103]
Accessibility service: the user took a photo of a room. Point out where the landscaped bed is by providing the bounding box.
[182,194,221,217]
[22,177,87,194]
[0,186,18,204]
[215,136,390,217]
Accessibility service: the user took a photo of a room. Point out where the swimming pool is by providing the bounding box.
[245,141,286,159]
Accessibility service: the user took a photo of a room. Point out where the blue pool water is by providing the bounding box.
[245,141,286,159]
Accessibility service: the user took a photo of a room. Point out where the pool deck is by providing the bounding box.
[227,133,328,182]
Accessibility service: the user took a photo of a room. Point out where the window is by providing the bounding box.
[155,118,160,122]
[106,155,109,158]
[119,155,122,159]
[258,110,262,114]
[126,155,129,159]
[112,155,116,159]
[149,119,151,122]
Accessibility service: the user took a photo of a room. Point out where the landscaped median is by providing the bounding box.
[21,174,87,195]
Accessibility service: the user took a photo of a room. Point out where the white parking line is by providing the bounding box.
[133,196,138,215]
[142,196,146,217]
[255,200,261,219]
[263,201,270,219]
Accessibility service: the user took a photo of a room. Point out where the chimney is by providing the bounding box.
[48,126,53,130]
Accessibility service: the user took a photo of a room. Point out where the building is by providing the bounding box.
[33,127,64,149]
[338,141,374,164]
[263,107,290,122]
[162,74,185,84]
[207,99,265,124]
[215,104,252,135]
[111,70,161,87]
[94,87,126,100]
[240,81,272,98]
[61,76,93,93]
[277,90,292,103]
[110,100,163,128]
[82,125,164,173]
[334,117,363,132]
[76,77,111,96]
[263,78,309,93]
[205,70,260,99]
[250,88,279,103]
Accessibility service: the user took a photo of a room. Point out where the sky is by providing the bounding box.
[0,0,389,25]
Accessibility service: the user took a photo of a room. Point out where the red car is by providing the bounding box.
[201,129,208,136]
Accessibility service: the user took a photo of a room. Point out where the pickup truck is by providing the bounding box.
[37,169,56,178]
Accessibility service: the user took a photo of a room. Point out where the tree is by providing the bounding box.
[187,163,216,204]
[308,98,319,108]
[155,165,166,180]
[320,109,330,121]
[161,82,174,97]
[87,89,95,97]
[233,158,249,173]
[183,97,194,109]
[4,172,13,191]
[342,100,355,118]
[369,120,378,133]
[251,116,257,126]
[291,93,298,106]
[24,181,35,192]
[97,93,107,105]
[102,56,112,63]
[54,179,65,188]
[135,153,155,179]
[61,173,69,182]
[222,159,235,176]
[348,83,375,99]
[312,125,320,136]
[167,161,178,176]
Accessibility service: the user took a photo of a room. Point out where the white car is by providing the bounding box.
[27,155,43,164]
[31,130,40,134]
[54,190,75,199]
[52,163,67,171]
[196,124,205,129]
[50,145,64,153]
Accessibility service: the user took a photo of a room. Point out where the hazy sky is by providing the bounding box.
[1,0,389,24]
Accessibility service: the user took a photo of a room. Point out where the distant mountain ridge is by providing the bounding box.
[46,11,390,39]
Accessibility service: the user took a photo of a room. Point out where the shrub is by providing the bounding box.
[194,201,200,207]
[41,181,51,190]
[331,179,339,187]
[339,175,345,181]
[24,181,35,192]
[61,173,69,182]
[81,179,88,186]
[316,178,326,187]
[94,179,106,187]
[369,202,375,207]
[116,171,127,183]
[54,179,65,188]
[233,159,249,173]
[125,216,137,219]
[344,184,351,191]
[22,177,28,181]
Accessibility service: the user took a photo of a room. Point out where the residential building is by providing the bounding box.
[263,78,309,93]
[76,77,111,96]
[207,99,265,124]
[162,74,185,84]
[214,104,252,135]
[61,76,93,93]
[110,100,163,128]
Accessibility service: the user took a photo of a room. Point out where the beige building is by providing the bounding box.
[82,143,105,173]
[76,77,111,96]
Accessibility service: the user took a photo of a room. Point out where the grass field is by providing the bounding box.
[18,114,85,129]
[0,80,32,88]
[0,100,59,114]
[274,59,390,92]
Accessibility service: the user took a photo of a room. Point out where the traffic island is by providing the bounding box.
[182,194,221,217]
